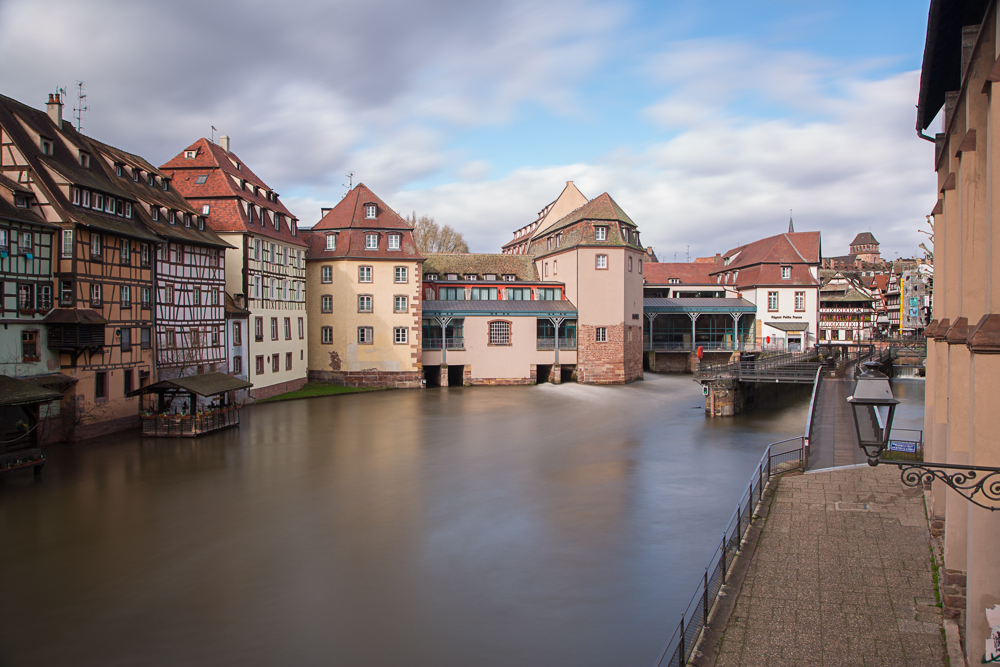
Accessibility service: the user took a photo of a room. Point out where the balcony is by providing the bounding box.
[536,336,577,350]
[423,337,464,350]
[643,341,748,352]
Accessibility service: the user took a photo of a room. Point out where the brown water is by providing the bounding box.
[0,374,822,667]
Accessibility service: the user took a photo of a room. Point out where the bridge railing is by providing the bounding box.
[653,437,805,667]
[694,350,820,381]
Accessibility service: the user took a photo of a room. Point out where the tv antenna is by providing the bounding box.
[686,245,690,263]
[72,82,89,132]
[342,171,354,197]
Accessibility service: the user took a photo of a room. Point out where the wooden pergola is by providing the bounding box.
[128,373,252,438]
[0,375,62,474]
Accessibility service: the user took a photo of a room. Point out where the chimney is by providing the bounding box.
[46,93,63,130]
[714,253,721,262]
[220,135,230,153]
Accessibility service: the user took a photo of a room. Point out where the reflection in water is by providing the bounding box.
[0,374,902,666]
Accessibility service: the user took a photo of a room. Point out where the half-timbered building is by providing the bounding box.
[0,93,159,439]
[160,137,307,399]
[91,142,231,380]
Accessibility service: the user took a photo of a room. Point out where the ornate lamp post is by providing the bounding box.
[848,361,1000,511]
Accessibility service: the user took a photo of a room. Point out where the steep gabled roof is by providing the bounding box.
[421,253,540,281]
[526,192,644,256]
[643,262,714,285]
[710,232,821,288]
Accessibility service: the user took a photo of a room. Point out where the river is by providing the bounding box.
[0,374,921,666]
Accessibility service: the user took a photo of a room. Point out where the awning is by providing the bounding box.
[0,375,63,406]
[127,372,252,397]
[43,308,108,325]
[765,321,809,332]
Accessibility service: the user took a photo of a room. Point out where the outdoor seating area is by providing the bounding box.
[128,373,252,438]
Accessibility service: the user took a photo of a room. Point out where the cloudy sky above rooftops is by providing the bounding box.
[0,0,936,260]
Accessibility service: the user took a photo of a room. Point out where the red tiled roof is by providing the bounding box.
[709,232,821,287]
[304,184,423,261]
[160,138,305,247]
[643,262,713,285]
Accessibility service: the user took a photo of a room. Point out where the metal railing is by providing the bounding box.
[141,406,241,437]
[694,351,821,382]
[643,341,750,353]
[536,337,577,350]
[881,428,924,462]
[653,437,805,667]
[422,337,465,350]
[802,366,824,468]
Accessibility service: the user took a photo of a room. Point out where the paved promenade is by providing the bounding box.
[702,465,946,667]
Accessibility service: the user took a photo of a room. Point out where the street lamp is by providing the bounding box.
[847,362,898,465]
[848,361,1000,511]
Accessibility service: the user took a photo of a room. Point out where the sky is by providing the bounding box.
[0,0,937,261]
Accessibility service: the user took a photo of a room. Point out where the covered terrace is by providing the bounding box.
[643,298,757,352]
[128,373,252,438]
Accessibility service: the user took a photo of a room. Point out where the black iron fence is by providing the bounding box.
[653,436,805,667]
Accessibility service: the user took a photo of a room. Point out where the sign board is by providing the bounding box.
[888,440,918,453]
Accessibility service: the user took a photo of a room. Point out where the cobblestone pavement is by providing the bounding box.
[714,466,946,667]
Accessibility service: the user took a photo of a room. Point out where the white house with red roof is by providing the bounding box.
[161,137,308,399]
[708,232,822,352]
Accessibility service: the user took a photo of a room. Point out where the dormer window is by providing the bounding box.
[93,193,103,210]
[184,214,191,228]
[485,274,497,281]
[669,278,680,284]
[446,274,458,281]
[781,266,791,280]
[387,234,400,250]
[240,179,247,191]
[426,274,438,281]
[365,204,377,219]
[184,150,197,159]
[14,195,28,208]
[555,234,562,249]
[132,168,140,183]
[79,151,90,168]
[723,257,730,266]
[291,220,297,236]
[169,210,176,225]
[162,178,170,192]
[125,202,132,219]
[465,274,477,281]
[365,233,378,249]
[40,139,53,155]
[115,163,123,177]
[71,187,81,205]
[502,274,516,281]
[253,185,259,196]
[148,173,155,187]
[198,217,204,230]
[595,226,607,241]
[151,206,159,222]
[325,234,337,250]
[202,204,210,215]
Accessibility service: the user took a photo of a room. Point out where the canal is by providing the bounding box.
[0,374,920,666]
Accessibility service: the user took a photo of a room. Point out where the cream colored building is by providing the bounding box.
[917,2,1000,660]
[304,184,423,388]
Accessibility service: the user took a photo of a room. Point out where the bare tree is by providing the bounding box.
[408,213,469,253]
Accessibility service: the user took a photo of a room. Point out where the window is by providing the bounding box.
[358,326,373,344]
[166,329,176,347]
[321,295,333,312]
[192,288,201,306]
[507,287,530,300]
[254,276,262,299]
[596,327,607,342]
[446,274,458,281]
[233,356,243,374]
[228,321,241,347]
[61,230,73,258]
[151,206,160,222]
[544,262,549,277]
[125,202,132,219]
[426,274,438,281]
[628,256,633,272]
[325,234,336,250]
[38,285,51,310]
[484,274,497,281]
[358,266,372,283]
[321,326,333,344]
[286,352,293,370]
[141,244,150,267]
[639,260,643,274]
[358,295,372,312]
[121,285,131,308]
[388,234,400,250]
[18,232,32,255]
[596,254,608,269]
[120,327,131,351]
[272,355,279,373]
[105,196,114,214]
[120,240,130,265]
[21,330,39,362]
[90,233,102,259]
[195,175,208,184]
[162,178,170,192]
[82,190,91,208]
[547,237,552,251]
[489,320,511,346]
[298,317,304,339]
[595,226,607,241]
[394,295,408,312]
[270,317,278,340]
[394,327,408,344]
[438,286,464,300]
[255,317,263,341]
[503,274,515,281]
[365,233,378,249]
[90,283,102,307]
[284,317,292,340]
[95,372,107,400]
[169,210,176,225]
[263,243,270,262]
[201,204,210,215]
[465,274,477,281]
[768,291,778,311]
[60,281,74,306]
[795,291,805,311]
[781,266,791,280]
[470,286,498,300]
[148,173,155,187]
[256,356,265,375]
[365,204,377,219]
[14,195,29,209]
[394,266,408,283]
[164,285,174,304]
[184,214,191,228]
[553,261,557,275]
[18,284,34,311]
[254,238,261,260]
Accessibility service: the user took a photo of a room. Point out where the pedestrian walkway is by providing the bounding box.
[702,466,946,667]
[807,372,867,470]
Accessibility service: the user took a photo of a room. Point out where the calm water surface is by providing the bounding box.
[0,374,920,666]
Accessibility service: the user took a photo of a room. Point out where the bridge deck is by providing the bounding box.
[806,369,866,470]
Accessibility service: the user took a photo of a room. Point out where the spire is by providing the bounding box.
[788,209,794,233]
